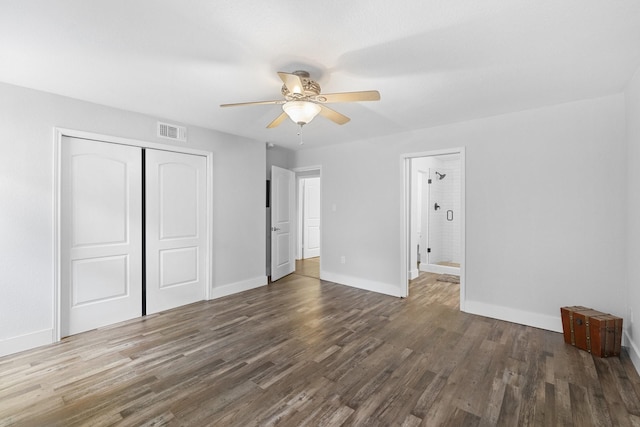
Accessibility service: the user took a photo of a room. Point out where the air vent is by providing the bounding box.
[157,122,187,142]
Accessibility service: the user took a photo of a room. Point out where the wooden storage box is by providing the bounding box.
[560,306,622,357]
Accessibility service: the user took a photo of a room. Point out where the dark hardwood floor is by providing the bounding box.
[1,271,639,426]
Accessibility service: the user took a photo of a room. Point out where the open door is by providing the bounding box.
[271,166,295,281]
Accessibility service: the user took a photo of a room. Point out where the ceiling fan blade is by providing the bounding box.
[220,99,283,108]
[266,112,288,128]
[278,72,305,95]
[318,90,380,103]
[319,105,350,125]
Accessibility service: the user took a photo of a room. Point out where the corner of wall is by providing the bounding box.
[625,61,640,377]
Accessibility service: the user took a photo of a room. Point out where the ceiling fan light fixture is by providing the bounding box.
[282,101,321,125]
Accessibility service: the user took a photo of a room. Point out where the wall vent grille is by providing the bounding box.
[157,122,187,142]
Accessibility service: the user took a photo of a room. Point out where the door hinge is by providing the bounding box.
[428,179,432,184]
[427,248,431,253]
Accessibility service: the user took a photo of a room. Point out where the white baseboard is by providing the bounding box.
[321,271,403,298]
[464,300,563,333]
[420,263,460,275]
[624,330,640,375]
[0,329,53,358]
[210,275,268,299]
[0,277,269,359]
[409,268,419,280]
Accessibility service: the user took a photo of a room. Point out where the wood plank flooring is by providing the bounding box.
[1,272,639,426]
[294,257,320,279]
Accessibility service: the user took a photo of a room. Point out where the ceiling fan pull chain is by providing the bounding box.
[298,124,304,145]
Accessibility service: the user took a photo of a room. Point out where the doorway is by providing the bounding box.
[55,130,212,340]
[417,156,461,276]
[402,149,465,308]
[295,167,321,279]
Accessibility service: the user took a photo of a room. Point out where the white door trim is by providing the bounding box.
[292,165,323,173]
[400,148,466,310]
[53,127,213,341]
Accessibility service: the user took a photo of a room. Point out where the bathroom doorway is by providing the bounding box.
[402,149,465,307]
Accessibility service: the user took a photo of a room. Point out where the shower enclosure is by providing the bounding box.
[426,166,460,271]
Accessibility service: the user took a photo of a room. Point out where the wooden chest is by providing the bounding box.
[560,306,622,357]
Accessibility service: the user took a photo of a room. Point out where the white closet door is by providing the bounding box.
[145,149,207,314]
[61,137,142,337]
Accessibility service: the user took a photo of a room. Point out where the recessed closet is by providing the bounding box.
[59,136,208,336]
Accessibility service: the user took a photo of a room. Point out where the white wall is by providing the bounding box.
[0,82,266,356]
[266,146,294,179]
[295,141,404,296]
[625,68,640,372]
[294,94,627,332]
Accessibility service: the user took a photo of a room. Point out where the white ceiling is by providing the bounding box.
[2,1,640,150]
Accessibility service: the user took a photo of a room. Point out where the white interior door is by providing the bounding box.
[61,137,142,336]
[271,166,295,281]
[303,177,321,259]
[145,149,207,314]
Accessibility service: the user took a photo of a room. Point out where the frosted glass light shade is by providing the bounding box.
[282,101,321,125]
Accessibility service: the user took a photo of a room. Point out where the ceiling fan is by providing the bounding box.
[220,70,380,128]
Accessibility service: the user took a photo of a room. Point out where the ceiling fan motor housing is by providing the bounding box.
[281,70,321,100]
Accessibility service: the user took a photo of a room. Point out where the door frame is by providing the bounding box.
[53,127,213,341]
[296,174,321,260]
[293,166,322,270]
[400,148,466,310]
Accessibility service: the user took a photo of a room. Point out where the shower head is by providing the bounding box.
[435,171,446,180]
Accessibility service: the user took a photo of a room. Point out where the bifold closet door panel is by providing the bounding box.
[145,149,207,314]
[60,137,143,337]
